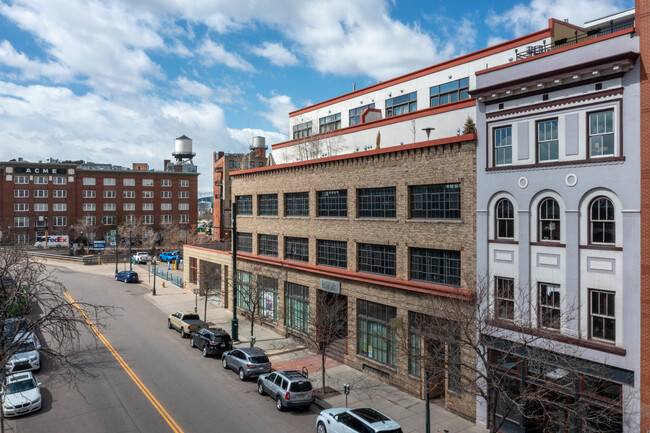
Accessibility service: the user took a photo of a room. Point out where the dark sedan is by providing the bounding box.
[190,328,233,357]
[115,271,139,283]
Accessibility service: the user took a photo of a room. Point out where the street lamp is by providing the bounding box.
[114,214,119,274]
[231,201,239,342]
[152,258,157,296]
[422,127,435,141]
[129,229,132,271]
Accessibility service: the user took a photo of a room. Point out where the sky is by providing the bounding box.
[0,0,635,195]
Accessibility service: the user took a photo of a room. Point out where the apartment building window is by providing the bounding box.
[178,203,189,211]
[142,215,153,225]
[123,178,135,186]
[83,190,96,198]
[53,176,66,185]
[123,191,135,198]
[539,283,561,330]
[104,203,116,211]
[161,215,172,224]
[14,176,28,184]
[349,103,375,126]
[285,237,309,262]
[142,203,154,211]
[179,179,189,187]
[34,218,46,228]
[103,190,116,198]
[496,199,515,239]
[179,191,189,199]
[285,192,309,217]
[229,160,241,169]
[494,126,512,166]
[236,232,253,253]
[285,282,310,334]
[161,179,171,187]
[14,203,29,212]
[161,191,172,199]
[357,300,396,367]
[537,119,559,162]
[258,276,278,322]
[409,248,460,285]
[358,243,396,276]
[409,183,460,219]
[358,187,395,218]
[590,289,615,342]
[102,215,116,225]
[123,203,135,211]
[539,198,560,241]
[179,215,189,224]
[34,176,48,184]
[590,197,615,244]
[83,216,96,226]
[258,234,278,257]
[83,203,96,211]
[14,190,28,198]
[430,77,469,107]
[161,203,172,211]
[236,195,253,215]
[54,190,67,198]
[14,234,29,244]
[142,179,154,187]
[53,203,67,212]
[386,91,417,117]
[142,191,153,199]
[258,194,278,216]
[589,110,614,157]
[83,177,96,185]
[318,189,347,217]
[124,215,136,224]
[319,113,341,133]
[103,178,116,186]
[14,217,29,227]
[317,240,347,268]
[54,216,67,226]
[293,121,312,139]
[34,190,48,198]
[495,277,515,320]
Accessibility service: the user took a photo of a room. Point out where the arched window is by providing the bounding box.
[496,199,514,239]
[539,198,560,241]
[590,197,615,244]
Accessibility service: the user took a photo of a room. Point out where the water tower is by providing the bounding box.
[169,135,197,173]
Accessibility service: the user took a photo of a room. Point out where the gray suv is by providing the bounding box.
[257,370,314,411]
[221,347,271,380]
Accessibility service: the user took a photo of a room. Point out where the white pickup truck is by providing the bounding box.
[167,311,208,338]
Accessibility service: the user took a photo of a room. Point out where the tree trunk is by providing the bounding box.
[321,350,326,393]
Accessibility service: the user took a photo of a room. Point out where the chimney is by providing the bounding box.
[164,159,170,170]
[132,163,148,171]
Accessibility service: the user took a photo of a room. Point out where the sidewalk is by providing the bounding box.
[56,261,487,433]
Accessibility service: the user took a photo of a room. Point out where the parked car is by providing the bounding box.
[159,250,181,262]
[3,317,30,345]
[115,271,139,283]
[222,347,271,380]
[190,328,233,357]
[257,370,314,411]
[132,252,151,264]
[1,372,42,417]
[167,311,208,338]
[6,332,41,373]
[316,408,403,433]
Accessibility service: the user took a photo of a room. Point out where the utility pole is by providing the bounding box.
[114,216,119,275]
[129,229,132,271]
[152,258,157,296]
[231,201,239,342]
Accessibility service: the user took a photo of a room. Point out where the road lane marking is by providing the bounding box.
[64,291,185,433]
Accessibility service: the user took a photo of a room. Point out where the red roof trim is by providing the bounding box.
[476,27,636,76]
[234,133,476,176]
[288,29,550,117]
[272,98,476,150]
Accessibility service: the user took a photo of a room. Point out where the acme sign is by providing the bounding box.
[13,167,67,175]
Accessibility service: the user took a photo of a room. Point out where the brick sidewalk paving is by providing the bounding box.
[271,354,341,374]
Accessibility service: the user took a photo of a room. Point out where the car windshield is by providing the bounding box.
[249,356,269,363]
[6,379,36,394]
[17,341,35,352]
[289,381,312,392]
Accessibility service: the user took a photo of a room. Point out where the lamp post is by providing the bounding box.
[129,229,132,271]
[152,258,157,296]
[231,201,239,342]
[422,127,435,141]
[44,216,48,248]
[114,214,119,274]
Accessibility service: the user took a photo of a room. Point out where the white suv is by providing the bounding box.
[6,332,41,373]
[316,408,403,433]
[132,252,151,264]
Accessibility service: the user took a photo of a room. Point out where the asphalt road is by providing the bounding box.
[5,265,318,433]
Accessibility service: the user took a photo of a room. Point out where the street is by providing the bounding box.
[5,265,318,433]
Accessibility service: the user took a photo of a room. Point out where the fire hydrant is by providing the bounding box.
[162,281,166,288]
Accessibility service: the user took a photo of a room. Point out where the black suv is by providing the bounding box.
[190,328,233,357]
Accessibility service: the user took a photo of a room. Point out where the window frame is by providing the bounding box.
[409,183,461,220]
[538,197,561,242]
[284,192,309,217]
[317,189,348,218]
[349,103,376,126]
[386,91,417,117]
[538,283,561,330]
[493,125,513,166]
[589,197,615,245]
[258,194,278,216]
[588,109,615,158]
[258,234,278,257]
[285,282,310,334]
[284,237,309,262]
[236,195,253,216]
[358,243,396,277]
[495,198,515,240]
[292,121,312,139]
[317,239,348,269]
[409,247,461,286]
[495,277,515,321]
[536,118,559,163]
[319,113,341,133]
[236,232,253,253]
[430,77,469,107]
[357,187,396,219]
[357,299,397,367]
[589,289,615,343]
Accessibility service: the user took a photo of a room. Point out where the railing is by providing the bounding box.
[516,22,635,60]
[152,265,183,288]
[27,250,98,265]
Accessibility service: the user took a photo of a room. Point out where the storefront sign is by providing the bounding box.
[319,278,340,294]
[13,167,67,174]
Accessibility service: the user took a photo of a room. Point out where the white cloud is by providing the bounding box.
[0,41,73,81]
[251,42,298,67]
[257,93,295,134]
[198,39,254,71]
[487,0,630,37]
[227,127,289,151]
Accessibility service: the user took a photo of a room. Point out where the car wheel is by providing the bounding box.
[202,345,208,357]
[168,320,172,329]
[239,368,246,381]
[115,276,118,281]
[180,328,186,338]
[276,396,284,411]
[258,382,265,395]
[317,422,327,433]
[222,357,228,369]
[123,279,127,283]
[190,338,195,348]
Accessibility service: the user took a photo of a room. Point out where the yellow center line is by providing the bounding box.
[64,291,185,433]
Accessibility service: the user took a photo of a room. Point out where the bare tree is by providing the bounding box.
[292,131,342,162]
[70,217,96,247]
[234,269,283,343]
[410,119,418,143]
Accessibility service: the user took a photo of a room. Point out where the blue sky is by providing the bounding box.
[0,0,634,195]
